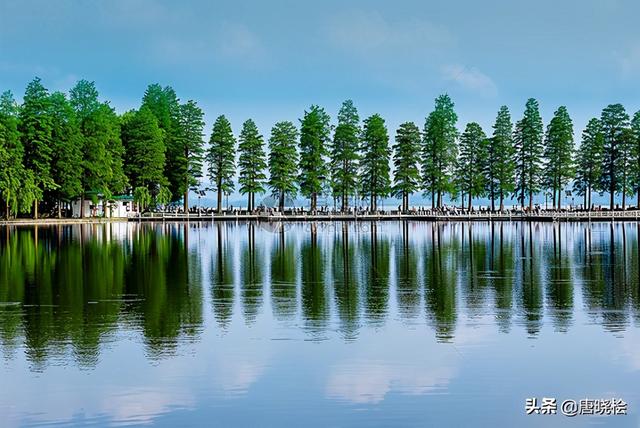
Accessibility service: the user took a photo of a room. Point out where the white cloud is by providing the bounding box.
[441,65,497,97]
[215,23,268,66]
[326,10,453,57]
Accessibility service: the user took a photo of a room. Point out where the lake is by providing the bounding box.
[1,221,639,427]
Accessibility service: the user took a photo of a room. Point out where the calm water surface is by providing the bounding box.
[1,221,640,427]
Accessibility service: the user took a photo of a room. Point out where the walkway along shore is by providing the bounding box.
[4,210,640,226]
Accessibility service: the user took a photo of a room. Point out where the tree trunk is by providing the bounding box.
[499,191,504,212]
[217,182,223,214]
[437,191,442,209]
[610,183,615,210]
[588,184,591,211]
[34,200,38,220]
[58,199,62,219]
[279,191,285,212]
[247,194,251,212]
[183,190,189,213]
[431,190,435,210]
[528,191,533,211]
[468,192,472,213]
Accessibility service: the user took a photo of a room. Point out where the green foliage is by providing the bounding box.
[488,106,515,210]
[48,91,83,204]
[360,114,391,210]
[19,77,55,205]
[237,119,267,210]
[543,106,574,208]
[155,185,172,206]
[630,111,640,203]
[174,100,205,210]
[457,122,488,208]
[0,91,32,217]
[206,115,236,211]
[392,121,421,211]
[298,105,331,210]
[133,186,152,210]
[421,94,458,208]
[121,106,166,192]
[513,98,544,209]
[599,103,630,209]
[330,100,360,210]
[141,84,182,202]
[574,118,604,208]
[268,121,298,209]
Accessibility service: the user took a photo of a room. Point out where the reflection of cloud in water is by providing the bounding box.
[326,360,455,404]
[215,359,266,396]
[99,387,195,425]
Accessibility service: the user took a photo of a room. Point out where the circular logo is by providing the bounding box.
[255,194,296,233]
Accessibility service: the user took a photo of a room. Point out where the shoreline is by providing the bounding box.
[3,211,640,225]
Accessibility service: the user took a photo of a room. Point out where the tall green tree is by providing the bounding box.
[237,119,267,211]
[70,80,128,216]
[360,114,391,211]
[174,100,205,212]
[141,84,182,202]
[392,121,421,212]
[206,115,236,213]
[573,118,604,210]
[619,127,635,209]
[48,92,83,217]
[457,122,488,211]
[0,91,36,218]
[513,98,544,210]
[488,106,515,211]
[599,103,630,210]
[421,94,458,209]
[631,111,640,208]
[121,107,166,193]
[543,106,574,210]
[330,100,360,211]
[268,121,298,211]
[19,77,54,218]
[298,105,331,211]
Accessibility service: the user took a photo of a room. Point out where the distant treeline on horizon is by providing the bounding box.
[1,77,639,219]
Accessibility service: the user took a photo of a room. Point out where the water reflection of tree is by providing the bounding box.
[125,223,203,357]
[518,222,543,337]
[240,223,263,324]
[490,223,515,333]
[360,222,389,325]
[396,221,420,320]
[544,223,574,332]
[301,224,329,335]
[332,223,360,340]
[270,228,297,321]
[460,222,490,319]
[211,223,235,330]
[424,223,457,342]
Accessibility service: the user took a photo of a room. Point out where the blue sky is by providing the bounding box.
[1,0,640,206]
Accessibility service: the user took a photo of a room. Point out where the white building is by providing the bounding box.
[71,195,137,218]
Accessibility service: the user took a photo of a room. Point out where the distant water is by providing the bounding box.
[1,221,639,427]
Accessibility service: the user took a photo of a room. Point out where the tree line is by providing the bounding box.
[1,77,640,219]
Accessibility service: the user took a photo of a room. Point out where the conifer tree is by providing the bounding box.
[19,77,53,218]
[631,111,640,208]
[360,114,391,211]
[238,119,267,211]
[457,122,488,211]
[392,121,421,212]
[48,91,83,217]
[421,94,458,208]
[206,115,236,213]
[299,105,331,211]
[513,98,544,210]
[573,118,604,210]
[543,106,574,209]
[268,121,298,211]
[488,106,515,211]
[330,100,360,211]
[599,103,630,210]
[175,100,205,212]
[121,107,166,193]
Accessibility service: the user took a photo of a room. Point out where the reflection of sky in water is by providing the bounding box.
[0,221,640,427]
